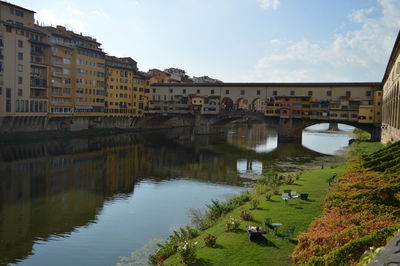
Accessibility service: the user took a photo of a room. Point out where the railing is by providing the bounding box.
[31,79,47,87]
[30,93,48,99]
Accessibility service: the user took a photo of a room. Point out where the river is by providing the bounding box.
[0,123,354,266]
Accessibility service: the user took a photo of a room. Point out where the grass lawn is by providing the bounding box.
[165,164,346,266]
[349,141,384,156]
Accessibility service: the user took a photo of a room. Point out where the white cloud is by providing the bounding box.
[257,0,280,10]
[35,7,87,34]
[249,0,400,82]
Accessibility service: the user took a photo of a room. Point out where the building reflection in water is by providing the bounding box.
[0,127,243,264]
[227,124,278,153]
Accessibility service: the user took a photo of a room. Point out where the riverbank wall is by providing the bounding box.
[0,115,194,141]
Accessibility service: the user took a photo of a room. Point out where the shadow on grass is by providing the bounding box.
[267,199,279,203]
[214,244,224,249]
[196,257,213,265]
[291,183,303,186]
[294,206,304,209]
[302,199,315,203]
[252,236,279,248]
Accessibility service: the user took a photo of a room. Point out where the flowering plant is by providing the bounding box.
[240,209,253,221]
[204,234,217,248]
[226,216,241,232]
[177,240,197,265]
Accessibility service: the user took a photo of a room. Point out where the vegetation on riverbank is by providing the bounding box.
[154,165,345,265]
[353,128,371,141]
[293,141,400,265]
[146,141,398,266]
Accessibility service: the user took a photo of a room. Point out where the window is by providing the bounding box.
[366,91,372,97]
[15,10,24,17]
[0,87,2,95]
[17,88,22,96]
[17,64,23,72]
[153,88,156,93]
[327,91,332,96]
[6,88,11,98]
[273,90,277,96]
[225,89,229,94]
[308,91,313,96]
[18,40,23,48]
[63,68,70,75]
[183,89,186,94]
[197,89,200,94]
[63,58,71,64]
[241,90,245,95]
[211,89,214,94]
[18,76,22,84]
[257,90,261,95]
[290,90,295,96]
[346,91,351,97]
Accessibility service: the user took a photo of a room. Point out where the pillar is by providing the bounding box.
[278,118,304,143]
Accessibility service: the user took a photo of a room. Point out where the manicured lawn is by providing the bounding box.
[349,141,383,156]
[165,165,346,266]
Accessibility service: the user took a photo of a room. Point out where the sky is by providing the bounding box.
[10,0,400,82]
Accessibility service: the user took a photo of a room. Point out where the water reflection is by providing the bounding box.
[0,123,353,265]
[302,123,355,155]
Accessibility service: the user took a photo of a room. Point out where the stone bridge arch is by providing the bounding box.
[250,98,266,112]
[221,97,234,111]
[236,98,249,110]
[278,118,381,143]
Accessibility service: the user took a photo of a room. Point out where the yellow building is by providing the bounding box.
[44,26,106,117]
[132,73,150,117]
[148,69,170,84]
[105,56,137,117]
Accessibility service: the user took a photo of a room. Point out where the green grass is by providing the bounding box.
[165,165,346,266]
[353,128,371,141]
[349,141,384,156]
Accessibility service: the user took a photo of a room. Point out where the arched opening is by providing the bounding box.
[221,97,234,111]
[236,98,249,110]
[301,123,362,155]
[250,98,265,112]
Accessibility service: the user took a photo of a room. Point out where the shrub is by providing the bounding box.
[254,183,270,194]
[206,200,232,221]
[226,216,241,232]
[270,183,280,195]
[250,198,259,210]
[148,226,198,265]
[240,209,253,221]
[229,191,251,207]
[285,174,295,185]
[177,240,197,265]
[204,234,217,248]
[188,208,210,230]
[305,225,399,266]
[265,193,272,201]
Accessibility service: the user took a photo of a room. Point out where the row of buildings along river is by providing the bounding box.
[0,1,399,143]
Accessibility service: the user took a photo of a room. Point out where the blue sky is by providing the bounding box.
[12,0,400,82]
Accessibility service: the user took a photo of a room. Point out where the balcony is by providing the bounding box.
[52,71,62,76]
[30,89,48,99]
[53,61,63,66]
[31,49,45,56]
[31,79,48,88]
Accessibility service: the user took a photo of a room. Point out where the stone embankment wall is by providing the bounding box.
[0,115,194,135]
